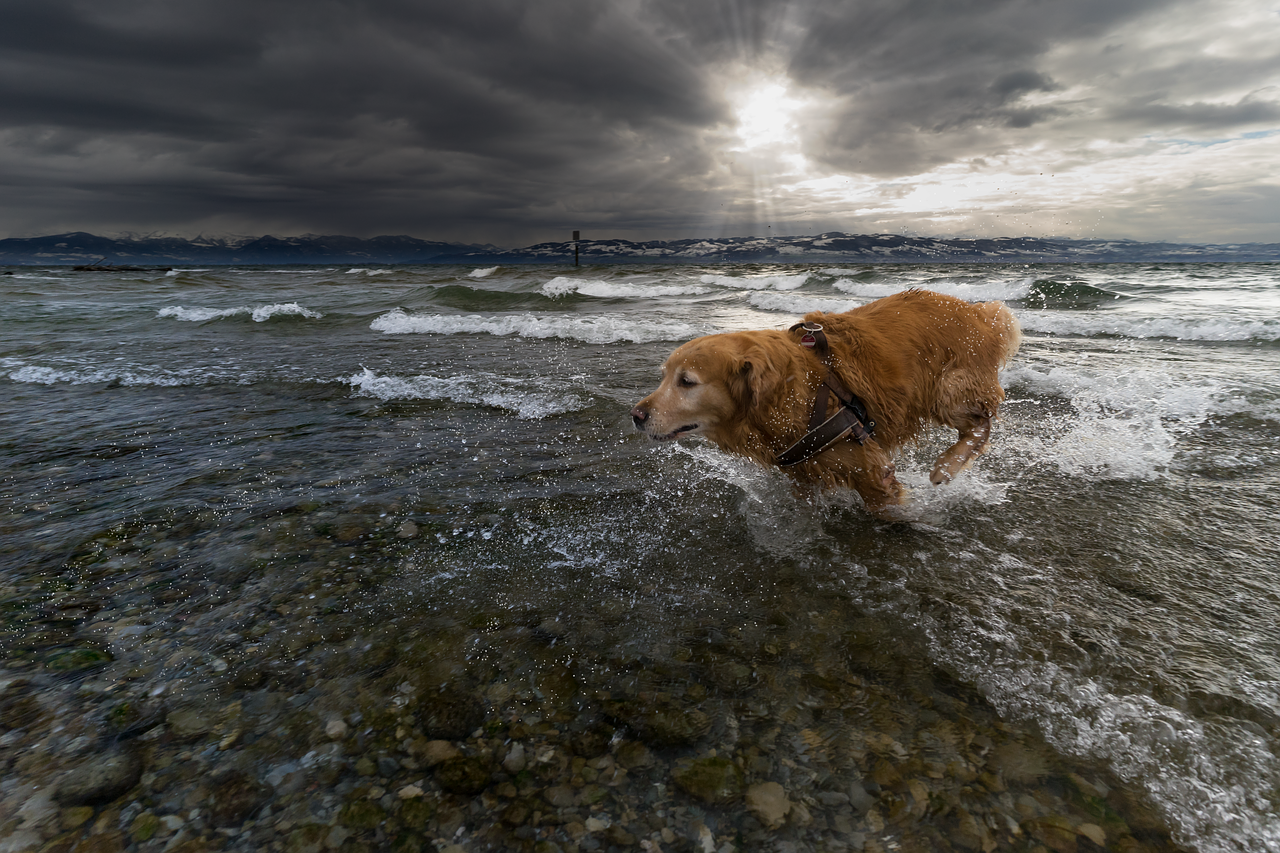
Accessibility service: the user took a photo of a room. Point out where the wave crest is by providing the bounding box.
[157,303,323,322]
[346,367,587,419]
[369,308,705,344]
[542,276,711,299]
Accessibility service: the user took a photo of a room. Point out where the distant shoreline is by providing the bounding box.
[3,230,1280,265]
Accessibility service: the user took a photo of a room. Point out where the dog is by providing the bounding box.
[631,289,1021,513]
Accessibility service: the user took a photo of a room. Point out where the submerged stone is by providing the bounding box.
[287,823,331,853]
[165,706,215,741]
[0,680,43,730]
[208,770,271,826]
[44,646,113,673]
[671,756,744,804]
[435,756,491,795]
[59,805,94,831]
[130,811,161,843]
[745,781,791,830]
[614,741,653,769]
[54,747,143,805]
[603,698,710,747]
[416,687,486,739]
[339,799,386,830]
[1024,815,1081,853]
[568,724,613,758]
[399,797,436,828]
[412,738,462,767]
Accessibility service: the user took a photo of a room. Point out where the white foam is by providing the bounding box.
[700,272,810,291]
[165,269,211,276]
[157,305,246,322]
[157,302,322,322]
[664,443,828,560]
[369,308,704,344]
[541,276,711,299]
[469,266,499,278]
[998,359,1274,479]
[346,367,586,419]
[250,303,322,321]
[746,292,863,315]
[1020,309,1280,342]
[1006,362,1227,424]
[1001,364,1188,479]
[8,364,195,386]
[345,268,393,276]
[832,277,1034,302]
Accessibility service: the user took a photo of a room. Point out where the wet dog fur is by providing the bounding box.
[631,289,1021,513]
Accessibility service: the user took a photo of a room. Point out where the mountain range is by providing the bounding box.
[3,230,1279,265]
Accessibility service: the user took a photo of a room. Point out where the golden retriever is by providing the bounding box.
[631,289,1021,513]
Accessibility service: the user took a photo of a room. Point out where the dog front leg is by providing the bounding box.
[930,413,992,485]
[855,444,905,512]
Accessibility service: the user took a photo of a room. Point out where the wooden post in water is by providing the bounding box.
[573,230,580,267]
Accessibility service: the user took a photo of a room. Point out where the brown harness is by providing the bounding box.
[775,323,875,467]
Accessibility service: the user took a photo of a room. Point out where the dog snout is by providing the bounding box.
[631,405,649,429]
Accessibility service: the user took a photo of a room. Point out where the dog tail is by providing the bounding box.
[981,301,1022,366]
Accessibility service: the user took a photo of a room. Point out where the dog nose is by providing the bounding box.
[631,406,648,428]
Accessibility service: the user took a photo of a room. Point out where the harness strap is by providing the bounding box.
[776,323,876,467]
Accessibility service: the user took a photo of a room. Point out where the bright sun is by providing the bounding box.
[733,81,806,150]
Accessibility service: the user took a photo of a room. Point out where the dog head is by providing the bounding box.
[631,332,789,442]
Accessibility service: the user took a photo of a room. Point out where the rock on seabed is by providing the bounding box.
[671,755,746,804]
[746,781,792,829]
[53,747,142,806]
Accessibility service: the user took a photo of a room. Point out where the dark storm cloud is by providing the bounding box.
[0,0,1275,242]
[0,0,738,240]
[783,0,1178,175]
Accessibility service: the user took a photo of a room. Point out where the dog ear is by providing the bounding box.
[734,344,784,407]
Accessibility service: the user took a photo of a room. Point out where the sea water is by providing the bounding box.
[1,262,1277,852]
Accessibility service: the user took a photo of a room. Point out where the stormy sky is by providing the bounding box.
[2,0,1277,246]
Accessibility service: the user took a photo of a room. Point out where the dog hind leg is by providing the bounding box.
[930,411,992,485]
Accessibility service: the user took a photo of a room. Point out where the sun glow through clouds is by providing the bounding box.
[719,75,827,232]
[734,82,805,151]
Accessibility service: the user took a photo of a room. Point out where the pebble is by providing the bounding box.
[1078,823,1107,846]
[53,747,143,806]
[502,740,527,773]
[165,707,214,740]
[671,756,745,804]
[412,738,461,766]
[745,781,791,830]
[59,805,95,830]
[207,770,271,826]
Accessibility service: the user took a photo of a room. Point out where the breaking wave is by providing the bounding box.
[541,276,711,299]
[369,308,706,344]
[157,303,323,322]
[346,367,587,419]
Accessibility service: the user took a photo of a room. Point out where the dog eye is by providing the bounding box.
[677,375,698,388]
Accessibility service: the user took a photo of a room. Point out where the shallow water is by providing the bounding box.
[1,262,1278,853]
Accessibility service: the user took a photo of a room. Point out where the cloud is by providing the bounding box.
[0,0,1276,243]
